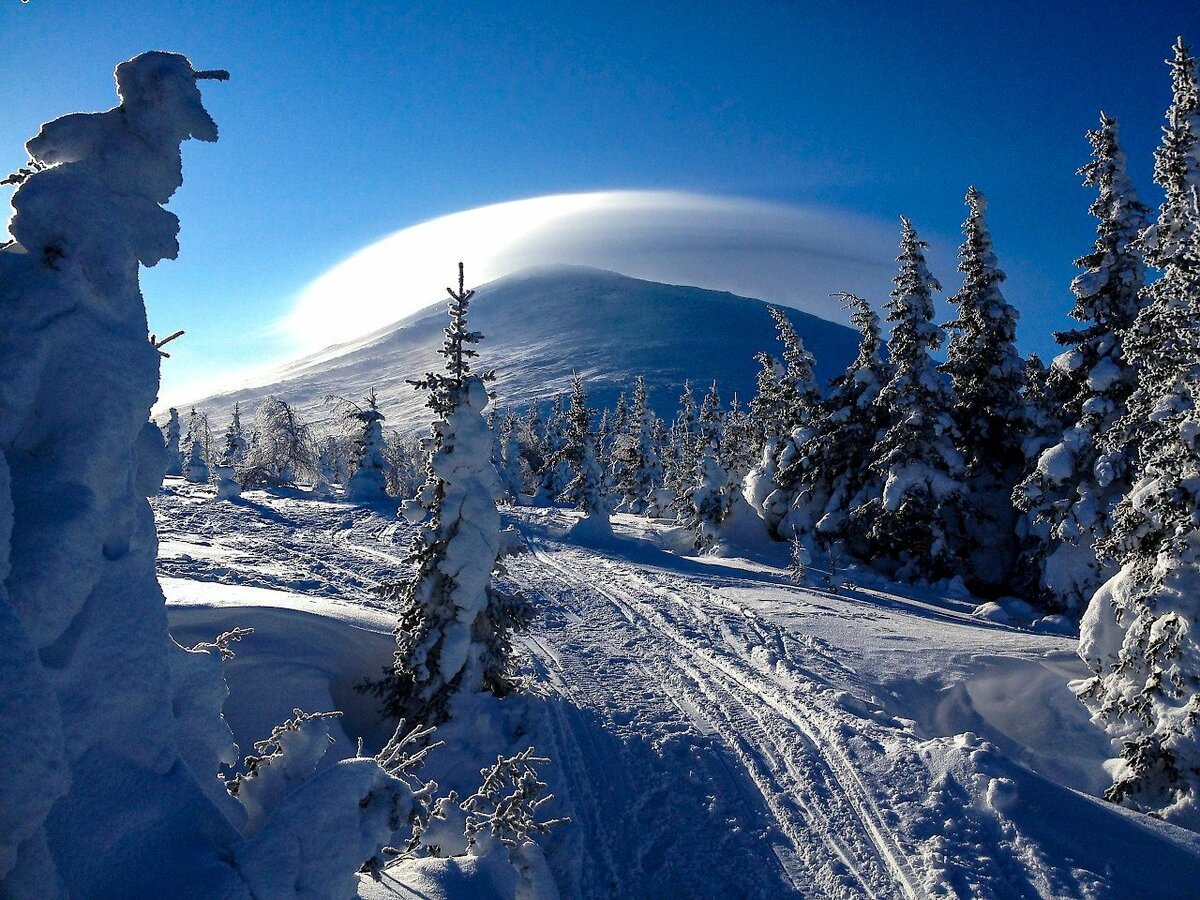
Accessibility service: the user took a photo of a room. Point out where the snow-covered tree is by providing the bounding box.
[856,218,969,581]
[685,427,735,552]
[771,292,892,553]
[366,264,531,726]
[941,186,1026,587]
[242,396,318,487]
[383,431,422,500]
[0,51,413,898]
[184,435,210,484]
[344,391,390,503]
[163,406,184,476]
[498,409,524,504]
[1076,38,1200,824]
[558,374,611,533]
[611,376,663,515]
[536,394,572,503]
[1014,114,1149,612]
[214,407,246,500]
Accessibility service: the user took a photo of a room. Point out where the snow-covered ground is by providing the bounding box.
[154,479,1200,898]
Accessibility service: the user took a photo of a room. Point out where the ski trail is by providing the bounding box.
[519,536,929,900]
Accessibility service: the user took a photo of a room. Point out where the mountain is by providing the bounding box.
[189,265,861,432]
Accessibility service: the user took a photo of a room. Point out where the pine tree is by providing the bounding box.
[214,404,248,500]
[941,186,1027,587]
[537,394,573,503]
[558,374,611,532]
[366,263,530,725]
[1076,38,1200,823]
[344,390,390,503]
[183,436,209,485]
[1013,114,1149,612]
[857,218,968,581]
[768,306,821,433]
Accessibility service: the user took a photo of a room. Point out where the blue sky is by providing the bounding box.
[0,1,1191,398]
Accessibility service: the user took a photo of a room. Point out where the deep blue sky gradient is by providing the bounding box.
[1,1,1191,379]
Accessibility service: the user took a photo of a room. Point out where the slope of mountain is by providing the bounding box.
[190,265,861,432]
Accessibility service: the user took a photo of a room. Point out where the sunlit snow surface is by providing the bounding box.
[155,480,1200,899]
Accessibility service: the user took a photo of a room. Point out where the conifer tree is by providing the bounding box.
[537,394,573,503]
[768,306,821,433]
[611,376,663,515]
[558,374,611,532]
[183,435,209,484]
[498,409,525,504]
[857,218,968,581]
[163,407,183,476]
[1077,38,1200,823]
[344,390,390,503]
[214,404,248,500]
[367,263,530,725]
[1014,114,1149,611]
[941,186,1027,587]
[772,292,892,552]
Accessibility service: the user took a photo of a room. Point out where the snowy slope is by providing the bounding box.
[187,266,860,431]
[153,481,1200,899]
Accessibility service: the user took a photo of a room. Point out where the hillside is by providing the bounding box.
[188,265,861,431]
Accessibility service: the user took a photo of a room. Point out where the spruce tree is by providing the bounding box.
[941,186,1027,587]
[1077,38,1200,823]
[163,407,183,476]
[857,218,968,581]
[367,263,530,725]
[1013,114,1149,612]
[772,292,892,552]
[611,376,663,515]
[558,374,611,532]
[499,409,525,504]
[344,390,390,503]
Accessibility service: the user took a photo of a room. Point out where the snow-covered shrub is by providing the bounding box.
[242,396,319,487]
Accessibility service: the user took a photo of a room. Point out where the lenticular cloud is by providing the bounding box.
[284,190,901,349]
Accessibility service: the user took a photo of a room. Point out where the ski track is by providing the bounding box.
[516,537,927,900]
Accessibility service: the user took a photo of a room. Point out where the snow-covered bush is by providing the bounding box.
[242,396,319,487]
[365,264,533,726]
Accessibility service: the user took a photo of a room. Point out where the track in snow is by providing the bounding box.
[511,534,927,900]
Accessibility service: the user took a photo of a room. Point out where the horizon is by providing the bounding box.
[1,2,1192,404]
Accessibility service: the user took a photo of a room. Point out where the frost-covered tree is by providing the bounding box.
[366,264,531,726]
[536,394,572,504]
[163,406,184,476]
[941,186,1026,587]
[1076,38,1200,824]
[611,376,663,515]
[214,407,247,500]
[558,374,611,533]
[184,435,210,484]
[856,218,969,581]
[383,430,422,500]
[498,409,525,504]
[183,405,213,470]
[0,52,413,898]
[1014,114,1149,612]
[344,391,390,503]
[685,428,735,552]
[242,396,318,487]
[771,292,892,553]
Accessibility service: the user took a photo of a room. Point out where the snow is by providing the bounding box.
[146,482,1200,898]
